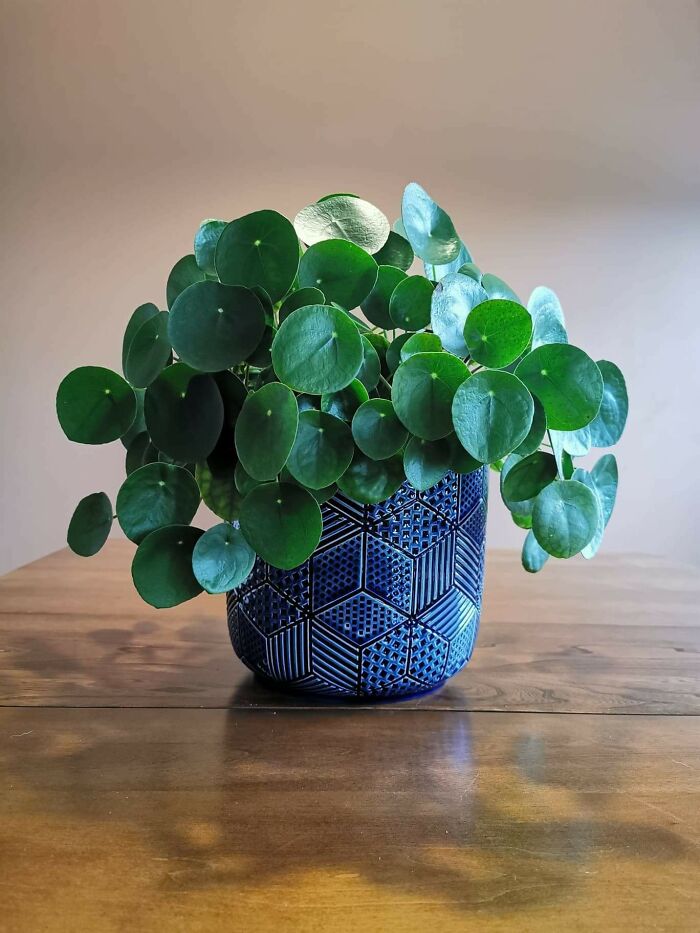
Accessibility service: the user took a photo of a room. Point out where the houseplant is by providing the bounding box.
[57,183,628,698]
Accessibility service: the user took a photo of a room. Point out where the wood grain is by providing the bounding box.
[1,542,698,712]
[1,707,698,933]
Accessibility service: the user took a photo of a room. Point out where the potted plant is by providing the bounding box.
[56,183,627,698]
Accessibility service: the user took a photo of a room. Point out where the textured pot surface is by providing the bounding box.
[227,468,488,698]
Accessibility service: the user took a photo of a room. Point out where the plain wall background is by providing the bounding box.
[1,0,699,574]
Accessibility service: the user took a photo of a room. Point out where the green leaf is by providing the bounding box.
[294,195,390,253]
[401,182,460,264]
[194,219,227,275]
[122,303,159,374]
[246,323,275,370]
[522,531,549,573]
[425,243,473,282]
[124,311,172,388]
[385,333,413,374]
[502,451,558,502]
[116,462,200,544]
[403,436,451,491]
[195,456,241,522]
[360,264,406,328]
[447,433,482,474]
[168,281,266,372]
[356,336,381,391]
[389,275,434,331]
[286,409,354,488]
[452,370,534,463]
[234,382,299,481]
[500,453,536,521]
[67,492,113,557]
[513,397,546,457]
[144,363,223,462]
[298,239,378,310]
[431,272,488,356]
[215,210,299,302]
[392,351,470,440]
[166,255,206,309]
[125,432,158,476]
[352,398,408,460]
[399,332,442,361]
[532,480,601,558]
[279,286,325,323]
[120,388,146,448]
[240,481,322,570]
[372,230,414,271]
[588,361,628,447]
[234,461,262,496]
[464,299,532,368]
[57,366,137,445]
[131,525,204,608]
[528,286,567,349]
[337,450,405,504]
[317,192,360,202]
[591,454,618,527]
[271,304,363,394]
[458,262,482,283]
[481,273,520,302]
[279,467,336,503]
[321,379,369,421]
[515,345,603,431]
[364,331,390,367]
[191,523,255,594]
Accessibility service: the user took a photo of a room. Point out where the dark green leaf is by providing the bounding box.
[194,219,227,275]
[120,388,146,447]
[122,303,159,374]
[532,479,601,558]
[452,370,534,463]
[401,182,460,264]
[588,361,628,447]
[447,434,482,474]
[168,281,266,371]
[516,345,603,431]
[431,272,488,356]
[144,363,223,462]
[166,255,206,309]
[360,264,406,328]
[195,457,241,522]
[125,431,158,476]
[294,196,390,253]
[131,525,204,608]
[372,230,414,271]
[502,451,558,501]
[298,239,378,310]
[403,436,451,491]
[235,461,262,496]
[356,336,381,390]
[124,311,172,388]
[239,481,322,569]
[399,332,442,361]
[392,351,470,440]
[67,492,113,557]
[279,286,325,323]
[116,462,200,543]
[57,366,137,445]
[234,382,298,481]
[271,304,363,394]
[321,379,369,421]
[337,450,405,504]
[513,397,546,457]
[389,275,433,331]
[352,398,408,460]
[464,299,532,368]
[286,409,354,488]
[385,333,413,374]
[192,524,255,593]
[215,210,299,301]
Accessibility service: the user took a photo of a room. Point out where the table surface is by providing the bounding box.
[1,542,699,932]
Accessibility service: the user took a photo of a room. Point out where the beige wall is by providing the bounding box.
[1,0,699,573]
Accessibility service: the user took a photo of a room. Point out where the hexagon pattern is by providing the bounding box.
[227,469,488,698]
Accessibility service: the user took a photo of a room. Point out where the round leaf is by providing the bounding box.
[447,434,482,474]
[192,524,255,594]
[392,351,470,440]
[320,379,369,421]
[401,182,460,264]
[464,299,532,368]
[337,451,405,504]
[271,304,363,394]
[122,303,159,374]
[372,230,414,271]
[168,281,266,371]
[124,311,172,388]
[131,525,204,608]
[481,273,519,302]
[120,388,146,447]
[116,462,200,544]
[403,436,451,491]
[385,333,413,374]
[239,482,322,570]
[515,345,603,431]
[452,370,534,463]
[459,262,482,282]
[195,457,241,522]
[166,255,206,309]
[235,461,262,497]
[425,243,473,283]
[279,287,325,323]
[528,286,567,349]
[532,479,601,558]
[194,219,227,275]
[399,332,442,361]
[144,363,223,462]
[67,492,113,557]
[125,432,158,476]
[234,382,299,481]
[502,451,558,502]
[431,272,488,356]
[294,196,390,253]
[522,531,549,573]
[57,366,137,445]
[588,361,628,447]
[513,397,546,457]
[500,453,535,520]
[298,239,378,310]
[360,265,406,328]
[356,336,381,391]
[215,210,299,301]
[352,398,408,460]
[389,275,434,331]
[286,409,354,489]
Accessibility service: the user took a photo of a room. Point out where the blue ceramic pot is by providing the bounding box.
[227,468,488,698]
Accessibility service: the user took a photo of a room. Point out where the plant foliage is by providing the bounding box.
[57,184,628,606]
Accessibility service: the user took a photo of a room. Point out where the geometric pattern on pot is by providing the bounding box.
[227,468,488,698]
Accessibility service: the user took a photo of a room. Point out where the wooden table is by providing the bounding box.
[1,543,698,932]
